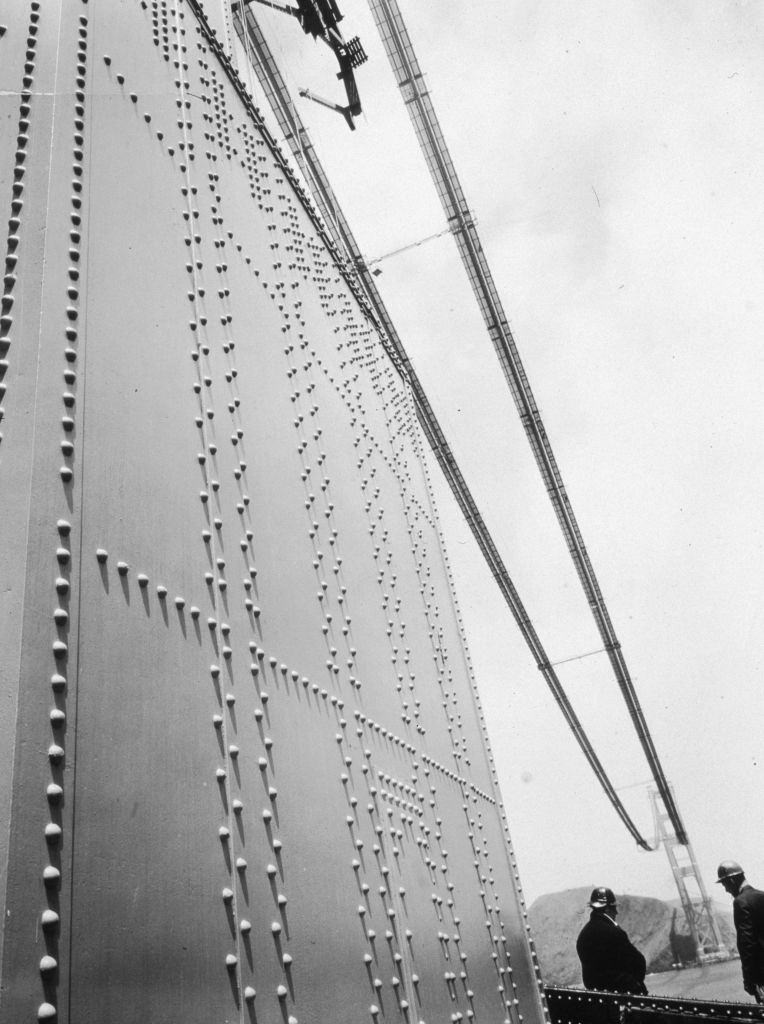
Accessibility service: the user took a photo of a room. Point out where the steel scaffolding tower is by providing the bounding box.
[651,788,728,961]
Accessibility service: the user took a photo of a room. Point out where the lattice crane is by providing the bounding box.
[233,0,367,128]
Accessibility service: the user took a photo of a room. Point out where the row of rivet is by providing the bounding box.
[410,389,489,780]
[290,174,512,1024]
[148,0,172,61]
[272,152,520,1024]
[386,379,459,751]
[378,382,471,771]
[257,181,366,711]
[174,17,253,1008]
[337,334,434,758]
[290,239,487,880]
[191,6,367,317]
[369,327,515,1016]
[291,282,421,726]
[39,7,89,1021]
[187,30,302,1016]
[181,18,524,1024]
[0,0,39,441]
[402,384,547,1011]
[70,8,528,1024]
[378,758,477,1016]
[186,63,281,1019]
[341,745,420,1019]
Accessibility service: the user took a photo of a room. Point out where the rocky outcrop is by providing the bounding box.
[528,887,736,986]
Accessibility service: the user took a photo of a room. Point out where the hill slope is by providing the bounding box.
[528,888,736,987]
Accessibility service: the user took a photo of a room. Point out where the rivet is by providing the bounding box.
[37,1005,57,1021]
[39,956,57,973]
[46,784,64,803]
[226,954,238,968]
[41,909,59,930]
[244,987,256,1001]
[95,548,108,563]
[45,823,62,843]
[240,919,252,933]
[277,985,288,999]
[43,866,60,886]
[137,574,149,587]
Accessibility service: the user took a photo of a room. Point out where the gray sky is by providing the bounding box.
[235,1,764,906]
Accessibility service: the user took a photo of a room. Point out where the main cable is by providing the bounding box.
[230,2,654,849]
[366,0,686,845]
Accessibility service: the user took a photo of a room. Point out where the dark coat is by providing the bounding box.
[733,884,764,993]
[576,911,648,995]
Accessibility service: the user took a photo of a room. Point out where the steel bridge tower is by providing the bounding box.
[0,2,548,1022]
[651,788,727,962]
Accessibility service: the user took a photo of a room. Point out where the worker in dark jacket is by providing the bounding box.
[576,887,648,995]
[717,861,764,1002]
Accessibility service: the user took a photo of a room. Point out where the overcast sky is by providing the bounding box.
[235,1,764,908]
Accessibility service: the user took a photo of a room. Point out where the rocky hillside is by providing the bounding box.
[528,888,736,986]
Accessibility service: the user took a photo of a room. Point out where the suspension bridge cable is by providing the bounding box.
[366,0,687,845]
[231,3,654,849]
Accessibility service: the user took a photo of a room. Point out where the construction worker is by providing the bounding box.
[576,887,648,995]
[717,861,764,1002]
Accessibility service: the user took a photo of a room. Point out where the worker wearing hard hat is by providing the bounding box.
[576,887,648,995]
[717,861,764,1002]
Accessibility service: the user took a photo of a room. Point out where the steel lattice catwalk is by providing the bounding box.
[0,2,546,1023]
[366,0,687,848]
[229,2,652,850]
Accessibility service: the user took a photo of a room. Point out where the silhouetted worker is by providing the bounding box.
[576,887,648,995]
[717,861,764,1002]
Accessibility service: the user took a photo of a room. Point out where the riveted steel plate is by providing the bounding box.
[0,3,547,1024]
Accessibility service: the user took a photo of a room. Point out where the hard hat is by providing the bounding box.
[588,887,617,908]
[716,861,744,883]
